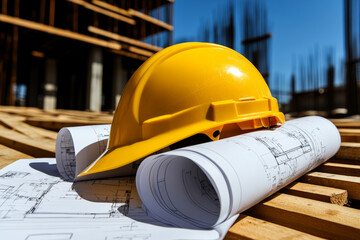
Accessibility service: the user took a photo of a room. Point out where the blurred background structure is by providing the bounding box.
[0,0,359,118]
[0,0,173,111]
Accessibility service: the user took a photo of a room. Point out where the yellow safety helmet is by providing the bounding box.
[78,42,285,178]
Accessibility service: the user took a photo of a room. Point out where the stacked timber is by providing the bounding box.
[0,106,112,167]
[0,106,359,239]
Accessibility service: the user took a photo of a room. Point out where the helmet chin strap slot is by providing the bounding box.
[213,130,220,138]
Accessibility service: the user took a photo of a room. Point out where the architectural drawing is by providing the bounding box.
[0,159,219,240]
[252,125,315,190]
[0,171,29,178]
[136,116,341,231]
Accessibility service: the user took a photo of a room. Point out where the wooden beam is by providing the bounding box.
[330,120,360,128]
[0,144,33,169]
[0,113,58,140]
[25,117,111,131]
[339,128,360,135]
[88,26,162,52]
[301,172,360,200]
[126,45,154,57]
[339,128,360,142]
[282,182,348,205]
[111,49,148,61]
[341,135,360,143]
[0,106,46,118]
[0,125,55,157]
[226,214,323,240]
[1,0,7,14]
[92,0,131,17]
[246,193,360,240]
[336,142,360,160]
[49,0,55,26]
[47,109,113,120]
[0,14,121,50]
[40,0,46,23]
[316,162,360,177]
[128,8,173,31]
[72,4,78,31]
[329,157,360,165]
[67,0,135,25]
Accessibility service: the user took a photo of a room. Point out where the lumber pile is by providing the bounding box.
[0,106,359,239]
[0,106,112,159]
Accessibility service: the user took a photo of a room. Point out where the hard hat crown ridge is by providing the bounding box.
[78,42,285,178]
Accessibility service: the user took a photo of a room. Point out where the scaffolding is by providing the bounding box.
[0,0,174,111]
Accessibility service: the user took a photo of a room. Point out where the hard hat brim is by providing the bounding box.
[77,112,284,180]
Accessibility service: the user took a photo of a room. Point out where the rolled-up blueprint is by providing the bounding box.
[136,116,341,230]
[55,124,111,181]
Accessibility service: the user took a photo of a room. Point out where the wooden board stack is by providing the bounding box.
[0,106,359,239]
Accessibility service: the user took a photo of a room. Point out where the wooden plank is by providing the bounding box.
[282,182,348,205]
[341,135,360,142]
[128,8,173,31]
[301,172,360,200]
[316,162,360,177]
[339,128,360,142]
[339,128,360,135]
[127,45,154,57]
[92,0,131,17]
[0,14,121,50]
[328,157,360,165]
[46,109,113,121]
[67,0,135,25]
[246,193,360,240]
[335,142,360,160]
[49,0,55,26]
[0,113,58,140]
[331,121,360,128]
[225,214,324,240]
[0,144,33,169]
[25,117,111,131]
[40,0,46,23]
[0,105,44,114]
[2,0,7,14]
[0,125,55,157]
[112,49,148,61]
[88,26,162,52]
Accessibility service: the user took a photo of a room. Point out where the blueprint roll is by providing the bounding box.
[55,124,111,181]
[136,116,341,230]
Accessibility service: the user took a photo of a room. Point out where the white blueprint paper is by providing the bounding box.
[136,116,341,230]
[55,124,144,181]
[0,158,220,240]
[55,124,111,181]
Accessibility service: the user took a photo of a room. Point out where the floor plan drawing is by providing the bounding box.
[0,158,220,240]
[245,123,327,190]
[0,171,30,179]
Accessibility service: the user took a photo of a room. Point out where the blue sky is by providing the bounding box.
[173,0,345,102]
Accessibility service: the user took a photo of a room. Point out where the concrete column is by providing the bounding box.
[43,58,57,110]
[112,55,128,109]
[86,47,103,111]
